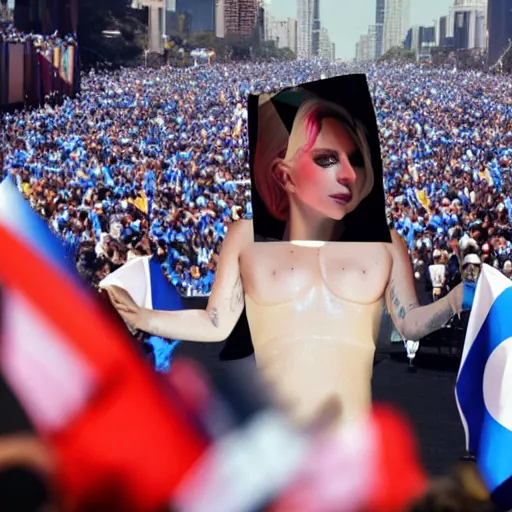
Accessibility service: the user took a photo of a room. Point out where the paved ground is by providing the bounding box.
[372,351,464,475]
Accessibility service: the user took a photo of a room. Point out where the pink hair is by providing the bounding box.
[289,106,322,163]
[253,103,324,221]
[303,106,322,152]
[253,96,372,222]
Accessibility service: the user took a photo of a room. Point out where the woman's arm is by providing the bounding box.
[385,231,463,341]
[106,220,252,343]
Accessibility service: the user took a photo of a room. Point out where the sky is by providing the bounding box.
[266,0,454,60]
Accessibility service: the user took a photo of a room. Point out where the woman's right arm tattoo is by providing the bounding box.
[209,307,219,328]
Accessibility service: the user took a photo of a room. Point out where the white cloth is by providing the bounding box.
[429,264,446,288]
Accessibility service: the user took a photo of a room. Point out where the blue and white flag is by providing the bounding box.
[456,264,512,509]
[99,255,184,370]
[99,255,183,313]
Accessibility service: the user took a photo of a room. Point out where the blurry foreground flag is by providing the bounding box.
[456,263,512,509]
[0,177,206,511]
[268,405,427,512]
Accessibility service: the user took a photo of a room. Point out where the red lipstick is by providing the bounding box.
[329,193,352,205]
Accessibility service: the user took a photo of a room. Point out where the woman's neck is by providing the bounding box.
[283,201,344,242]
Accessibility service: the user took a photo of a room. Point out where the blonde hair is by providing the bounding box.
[253,89,374,221]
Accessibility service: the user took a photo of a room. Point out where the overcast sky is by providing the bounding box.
[266,0,453,59]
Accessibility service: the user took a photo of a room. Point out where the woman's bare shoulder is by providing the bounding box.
[387,229,408,253]
[224,219,254,249]
[227,219,253,236]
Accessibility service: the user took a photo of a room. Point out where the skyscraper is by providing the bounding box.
[311,0,321,56]
[451,0,487,50]
[216,0,225,38]
[297,0,314,58]
[382,0,410,54]
[224,0,258,37]
[488,0,512,66]
[176,0,216,33]
[266,18,298,55]
[439,16,448,47]
[319,26,334,60]
[375,0,385,58]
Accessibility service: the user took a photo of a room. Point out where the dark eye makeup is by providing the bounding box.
[312,148,365,170]
[313,150,339,168]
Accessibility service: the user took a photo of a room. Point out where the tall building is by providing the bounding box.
[451,0,487,49]
[382,0,410,53]
[132,0,164,50]
[355,23,378,61]
[297,0,314,58]
[216,0,225,38]
[224,0,258,37]
[439,15,448,46]
[355,33,371,62]
[375,0,385,58]
[319,26,334,60]
[311,0,321,56]
[266,17,298,55]
[256,1,265,42]
[405,25,436,56]
[367,24,378,59]
[488,0,512,65]
[176,0,216,33]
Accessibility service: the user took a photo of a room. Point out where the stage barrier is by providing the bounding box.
[0,40,79,110]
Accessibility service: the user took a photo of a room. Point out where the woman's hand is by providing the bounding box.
[448,281,477,315]
[104,286,148,331]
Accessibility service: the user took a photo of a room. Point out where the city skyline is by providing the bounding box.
[267,0,453,59]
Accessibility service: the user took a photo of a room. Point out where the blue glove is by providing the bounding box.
[462,281,477,311]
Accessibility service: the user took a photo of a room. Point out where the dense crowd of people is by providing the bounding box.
[1,60,512,299]
[2,53,512,512]
[0,23,75,48]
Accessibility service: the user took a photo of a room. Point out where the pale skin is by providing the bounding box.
[106,222,463,426]
[106,118,465,427]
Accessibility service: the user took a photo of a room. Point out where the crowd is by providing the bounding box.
[2,57,512,512]
[0,23,75,49]
[1,60,512,298]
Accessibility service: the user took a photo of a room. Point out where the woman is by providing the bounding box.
[106,77,468,428]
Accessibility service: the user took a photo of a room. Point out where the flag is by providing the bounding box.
[99,255,184,312]
[99,255,185,370]
[269,405,427,512]
[456,264,512,509]
[128,191,149,215]
[0,177,206,511]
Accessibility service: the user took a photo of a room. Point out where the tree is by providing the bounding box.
[79,0,146,68]
[277,47,296,61]
[379,46,416,63]
[248,40,296,61]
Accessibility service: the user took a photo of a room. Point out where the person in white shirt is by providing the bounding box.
[428,249,446,302]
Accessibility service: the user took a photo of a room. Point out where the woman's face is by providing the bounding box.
[287,118,368,221]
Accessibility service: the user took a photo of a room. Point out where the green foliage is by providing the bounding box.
[184,33,296,62]
[79,0,146,68]
[79,0,295,68]
[379,46,416,63]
